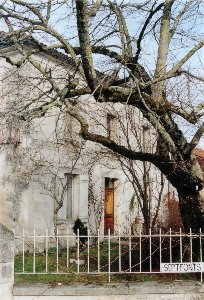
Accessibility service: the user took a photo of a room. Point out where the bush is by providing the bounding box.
[72,218,88,245]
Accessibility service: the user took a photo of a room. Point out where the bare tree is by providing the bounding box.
[0,0,204,235]
[112,105,167,232]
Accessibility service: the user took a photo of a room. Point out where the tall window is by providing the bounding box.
[66,174,73,219]
[57,173,88,222]
[107,114,118,140]
[64,113,73,143]
[8,126,20,144]
[57,173,74,220]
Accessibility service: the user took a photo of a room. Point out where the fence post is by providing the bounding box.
[200,228,203,282]
[0,224,14,300]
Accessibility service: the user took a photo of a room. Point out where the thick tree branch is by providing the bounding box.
[107,1,125,58]
[185,122,204,154]
[153,0,174,101]
[106,85,179,154]
[81,128,160,164]
[168,39,204,75]
[76,0,97,91]
[194,103,204,114]
[111,2,133,57]
[168,104,197,124]
[46,0,52,23]
[85,45,123,62]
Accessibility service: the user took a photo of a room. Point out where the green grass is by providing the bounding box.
[15,241,122,272]
[15,272,197,284]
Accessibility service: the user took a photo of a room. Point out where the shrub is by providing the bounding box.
[72,218,88,245]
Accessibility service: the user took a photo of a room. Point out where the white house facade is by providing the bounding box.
[0,37,175,239]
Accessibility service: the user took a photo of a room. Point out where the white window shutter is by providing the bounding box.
[79,175,89,222]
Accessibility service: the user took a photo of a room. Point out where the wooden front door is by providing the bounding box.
[104,187,114,234]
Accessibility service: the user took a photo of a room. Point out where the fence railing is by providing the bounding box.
[14,228,204,282]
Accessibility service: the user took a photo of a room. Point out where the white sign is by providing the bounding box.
[160,262,204,273]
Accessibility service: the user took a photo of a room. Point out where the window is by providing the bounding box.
[8,126,20,145]
[57,174,88,222]
[66,174,73,219]
[57,173,75,221]
[107,114,118,140]
[64,113,73,143]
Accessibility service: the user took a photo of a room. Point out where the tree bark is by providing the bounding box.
[174,156,204,235]
[178,190,204,233]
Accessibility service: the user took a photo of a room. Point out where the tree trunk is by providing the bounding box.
[155,150,204,234]
[177,184,204,260]
[178,190,204,233]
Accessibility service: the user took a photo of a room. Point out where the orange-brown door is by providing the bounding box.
[104,188,114,234]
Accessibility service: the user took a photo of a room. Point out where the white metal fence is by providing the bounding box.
[14,228,204,282]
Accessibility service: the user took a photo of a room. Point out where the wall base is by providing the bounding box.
[13,281,204,300]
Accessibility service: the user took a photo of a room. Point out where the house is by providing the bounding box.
[0,35,176,238]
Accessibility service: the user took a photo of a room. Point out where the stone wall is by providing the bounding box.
[13,281,204,300]
[0,224,14,300]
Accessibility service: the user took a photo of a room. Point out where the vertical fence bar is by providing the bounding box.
[118,227,121,272]
[56,228,59,273]
[66,229,69,270]
[140,228,142,272]
[149,228,152,272]
[45,229,48,273]
[98,229,100,273]
[108,228,111,282]
[200,228,203,282]
[170,228,172,264]
[180,228,183,263]
[87,228,90,273]
[22,229,25,273]
[14,229,16,274]
[159,228,162,268]
[77,228,80,273]
[190,228,193,263]
[33,229,36,274]
[129,228,132,272]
